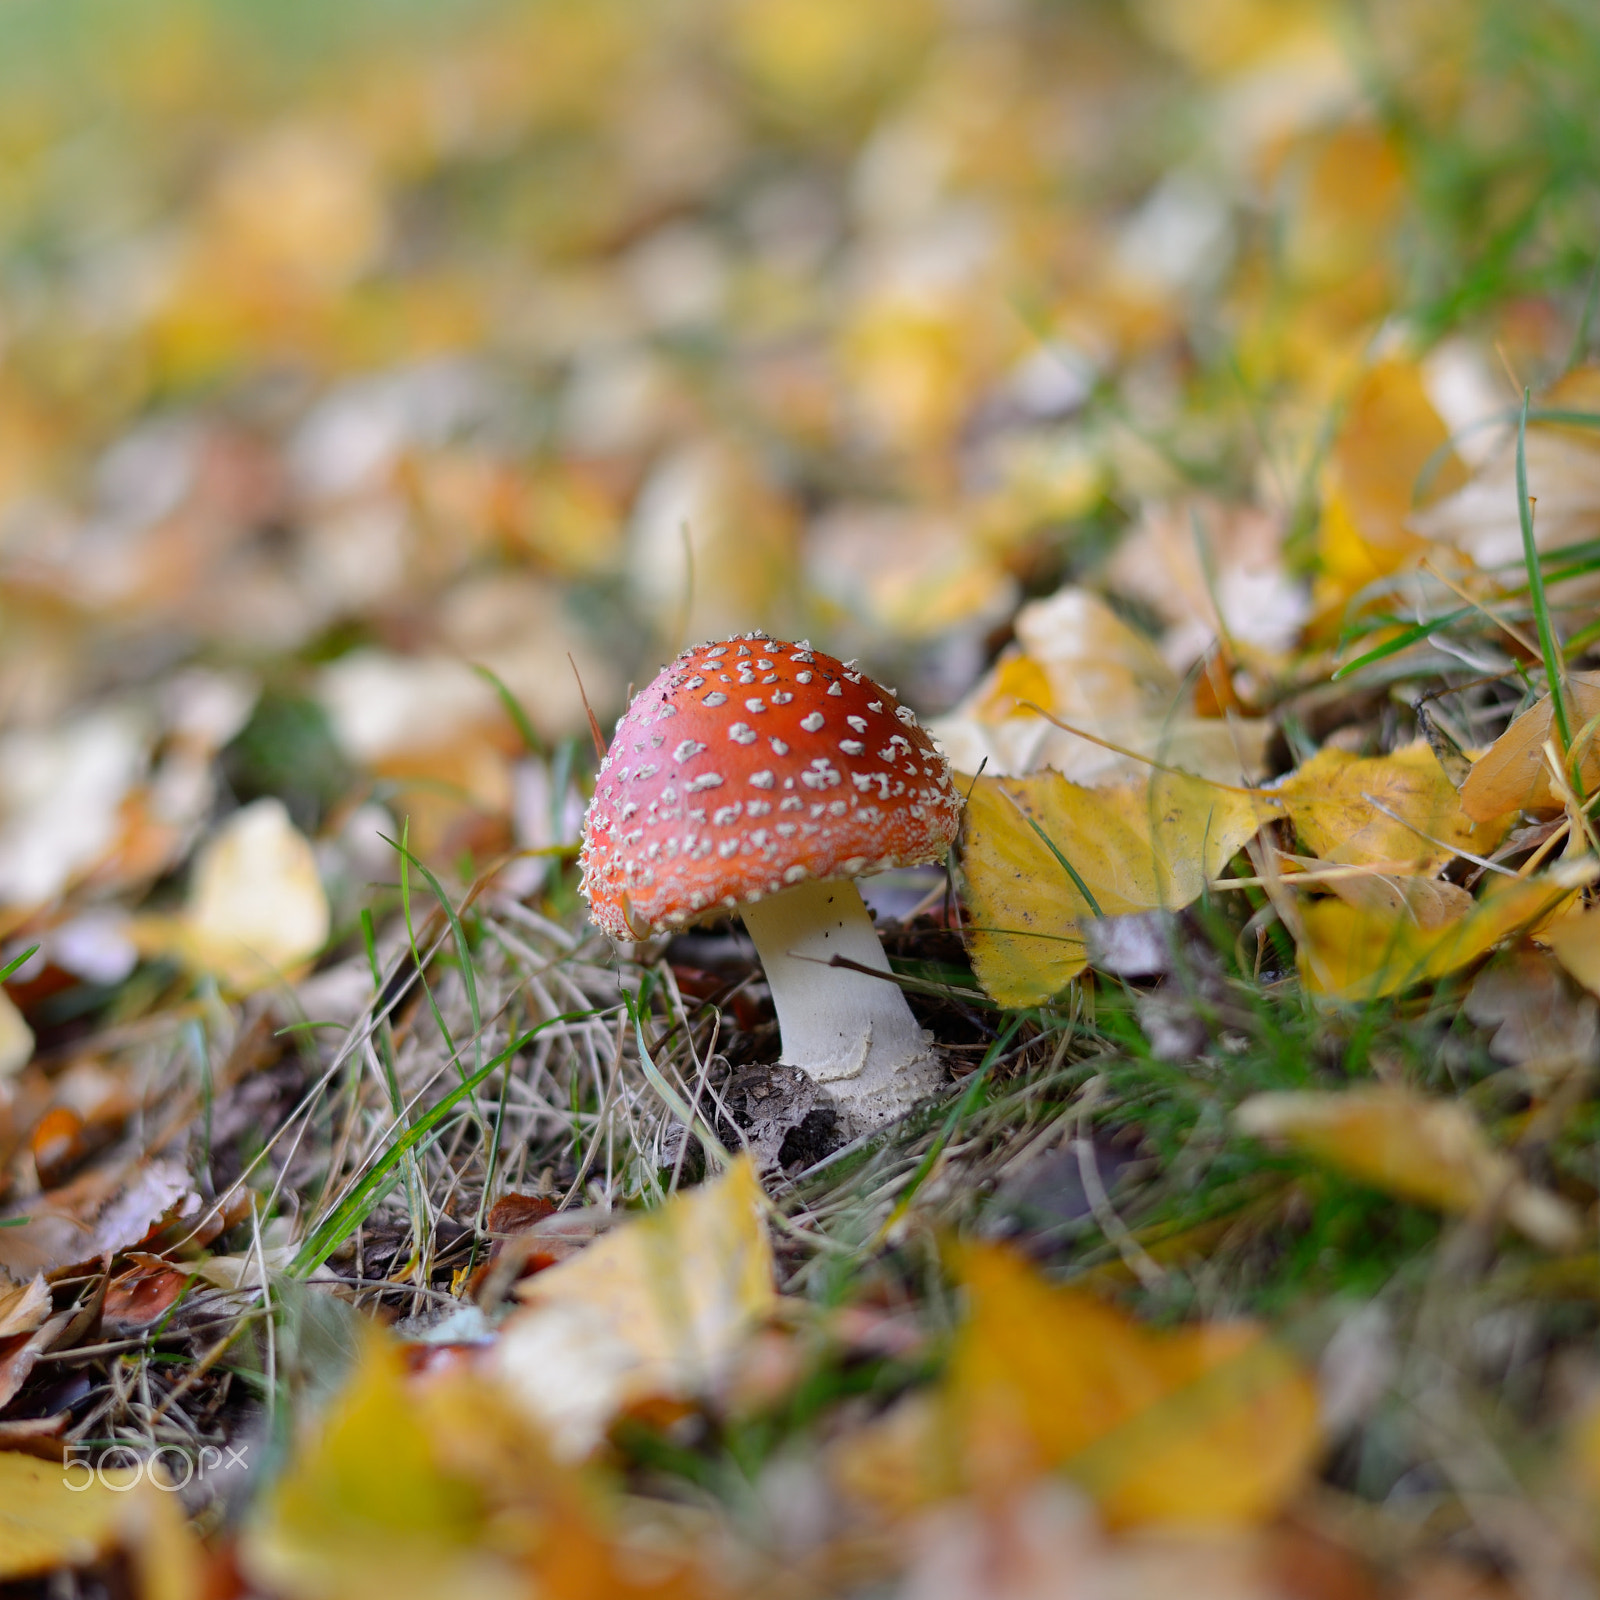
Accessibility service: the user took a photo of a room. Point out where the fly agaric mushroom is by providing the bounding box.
[579,632,962,1130]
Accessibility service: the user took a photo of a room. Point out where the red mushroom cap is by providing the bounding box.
[579,633,961,938]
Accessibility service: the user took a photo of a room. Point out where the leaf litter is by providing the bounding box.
[1,0,1600,1595]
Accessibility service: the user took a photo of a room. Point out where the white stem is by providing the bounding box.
[739,877,940,1129]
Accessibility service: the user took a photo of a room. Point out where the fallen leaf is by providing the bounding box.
[958,769,1268,1005]
[1413,365,1600,571]
[1464,950,1599,1088]
[0,1449,145,1580]
[0,707,151,916]
[949,1242,1320,1524]
[1458,676,1600,822]
[0,1158,199,1280]
[1235,1086,1580,1249]
[1108,496,1308,667]
[493,1158,775,1458]
[243,1332,519,1600]
[131,799,330,991]
[0,991,32,1080]
[101,1264,191,1334]
[901,1480,1289,1600]
[928,586,1271,785]
[1546,907,1600,998]
[1314,358,1466,617]
[0,1311,71,1415]
[1278,740,1508,872]
[245,1330,711,1600]
[0,1276,50,1340]
[1278,852,1473,930]
[1292,872,1577,1001]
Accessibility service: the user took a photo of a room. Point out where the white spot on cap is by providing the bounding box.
[800,712,825,732]
[847,716,868,732]
[896,706,918,726]
[842,856,868,873]
[867,701,883,713]
[728,723,757,745]
[796,671,813,684]
[744,698,765,713]
[712,804,742,825]
[783,864,808,883]
[635,764,658,779]
[771,737,789,755]
[840,739,864,755]
[686,772,724,792]
[749,770,775,788]
[674,740,705,762]
[827,681,843,696]
[772,690,792,705]
[706,646,728,657]
[704,692,727,707]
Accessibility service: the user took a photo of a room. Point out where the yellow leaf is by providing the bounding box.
[1278,854,1472,930]
[1547,907,1600,999]
[929,586,1271,786]
[1459,675,1600,822]
[1235,1086,1580,1249]
[1294,872,1575,1000]
[1314,359,1465,618]
[1278,740,1508,872]
[949,1244,1320,1526]
[131,799,330,992]
[494,1158,775,1458]
[243,1332,520,1600]
[246,1331,712,1600]
[0,1451,145,1581]
[958,770,1269,1006]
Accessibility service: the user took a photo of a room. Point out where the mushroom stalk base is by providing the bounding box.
[739,878,940,1130]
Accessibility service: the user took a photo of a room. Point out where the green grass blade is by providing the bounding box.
[1518,388,1573,751]
[289,1009,596,1277]
[624,986,732,1169]
[1332,607,1473,679]
[471,661,544,757]
[0,945,39,984]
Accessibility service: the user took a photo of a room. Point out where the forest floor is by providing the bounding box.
[3,2,1600,1596]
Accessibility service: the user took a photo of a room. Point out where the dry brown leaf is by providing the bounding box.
[494,1157,775,1458]
[1235,1086,1580,1248]
[0,1158,199,1280]
[0,1276,50,1341]
[1464,951,1598,1088]
[1278,740,1508,872]
[949,1243,1320,1525]
[958,769,1269,1006]
[1459,675,1600,822]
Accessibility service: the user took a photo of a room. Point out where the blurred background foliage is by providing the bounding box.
[0,0,1597,860]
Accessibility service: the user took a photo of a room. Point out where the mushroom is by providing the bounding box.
[579,632,962,1130]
